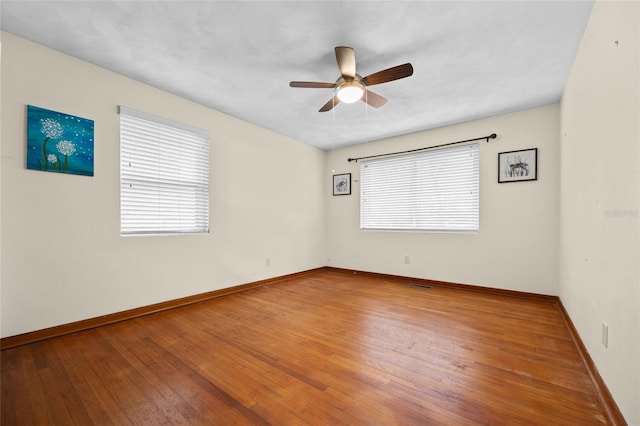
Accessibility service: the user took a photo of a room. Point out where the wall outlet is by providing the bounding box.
[601,322,608,348]
[404,256,410,264]
[265,257,271,267]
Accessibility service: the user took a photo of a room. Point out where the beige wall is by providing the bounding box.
[326,104,560,295]
[560,1,639,423]
[0,32,327,338]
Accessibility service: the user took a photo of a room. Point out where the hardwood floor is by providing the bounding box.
[2,269,611,425]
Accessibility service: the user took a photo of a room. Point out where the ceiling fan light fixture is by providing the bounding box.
[336,83,364,104]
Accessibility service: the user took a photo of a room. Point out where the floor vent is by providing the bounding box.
[407,283,433,290]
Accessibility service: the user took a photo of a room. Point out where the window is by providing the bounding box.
[360,143,479,231]
[119,106,210,235]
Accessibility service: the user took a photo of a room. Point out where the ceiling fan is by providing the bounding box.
[289,46,414,112]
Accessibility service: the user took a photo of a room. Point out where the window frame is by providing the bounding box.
[119,106,210,236]
[360,143,480,233]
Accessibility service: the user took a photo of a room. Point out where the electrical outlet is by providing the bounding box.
[265,258,271,267]
[404,256,410,264]
[602,322,608,348]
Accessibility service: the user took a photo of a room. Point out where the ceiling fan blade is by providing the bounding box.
[319,95,340,112]
[362,90,387,108]
[335,46,356,79]
[289,81,337,88]
[363,63,414,86]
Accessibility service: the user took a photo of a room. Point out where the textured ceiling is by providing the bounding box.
[1,1,594,150]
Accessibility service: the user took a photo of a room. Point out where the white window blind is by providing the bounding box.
[119,106,210,235]
[361,143,479,231]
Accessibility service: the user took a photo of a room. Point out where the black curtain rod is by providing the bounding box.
[347,133,497,163]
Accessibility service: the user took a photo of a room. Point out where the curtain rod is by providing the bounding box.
[347,133,497,163]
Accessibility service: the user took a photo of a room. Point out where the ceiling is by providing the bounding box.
[1,1,594,150]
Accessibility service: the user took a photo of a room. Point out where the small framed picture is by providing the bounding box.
[498,148,537,183]
[333,173,351,195]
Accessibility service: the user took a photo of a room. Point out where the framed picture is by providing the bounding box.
[333,173,351,196]
[27,105,94,176]
[498,148,537,183]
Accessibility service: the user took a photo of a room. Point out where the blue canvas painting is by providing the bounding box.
[27,105,94,176]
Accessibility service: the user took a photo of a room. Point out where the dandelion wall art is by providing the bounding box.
[27,105,94,176]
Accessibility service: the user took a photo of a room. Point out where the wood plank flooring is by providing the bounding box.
[1,269,609,425]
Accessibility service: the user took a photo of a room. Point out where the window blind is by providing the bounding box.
[119,106,210,235]
[361,143,479,231]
